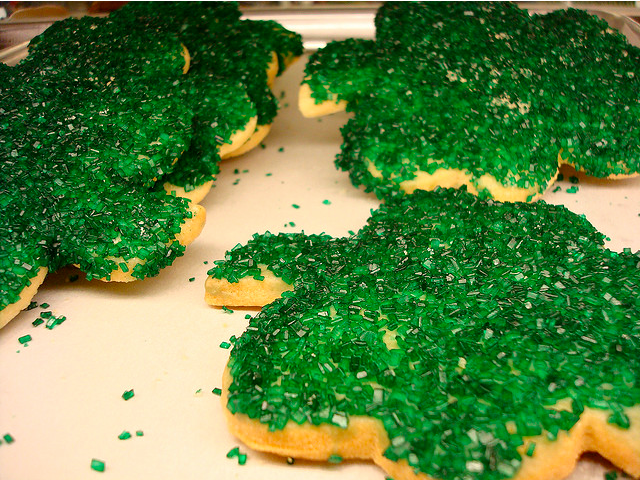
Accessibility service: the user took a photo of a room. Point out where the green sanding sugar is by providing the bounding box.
[226,446,247,465]
[136,430,144,437]
[278,147,285,152]
[118,431,132,440]
[566,186,579,194]
[122,389,135,401]
[212,387,222,396]
[328,454,343,464]
[220,341,231,349]
[3,433,14,444]
[292,204,300,209]
[525,443,536,457]
[322,199,332,205]
[18,335,31,345]
[189,277,196,282]
[213,188,640,480]
[303,3,640,201]
[45,313,66,330]
[221,306,234,314]
[90,459,105,472]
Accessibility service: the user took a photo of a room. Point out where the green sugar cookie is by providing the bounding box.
[1,2,302,327]
[300,3,640,202]
[207,187,640,480]
[0,16,204,328]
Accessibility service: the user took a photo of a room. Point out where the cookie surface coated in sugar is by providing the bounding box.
[300,2,640,202]
[0,18,205,328]
[112,1,303,194]
[25,15,193,186]
[209,188,640,480]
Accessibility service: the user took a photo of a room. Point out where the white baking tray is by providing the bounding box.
[1,8,640,480]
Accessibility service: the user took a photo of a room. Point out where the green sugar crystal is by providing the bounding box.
[90,459,105,472]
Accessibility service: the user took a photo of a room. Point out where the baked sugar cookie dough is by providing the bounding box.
[208,188,640,480]
[300,3,640,202]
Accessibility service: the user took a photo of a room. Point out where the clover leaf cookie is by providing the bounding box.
[1,3,302,328]
[0,18,202,328]
[300,2,640,202]
[207,188,640,480]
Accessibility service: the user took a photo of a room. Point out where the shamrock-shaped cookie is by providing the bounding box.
[1,3,302,328]
[300,3,640,201]
[0,17,204,328]
[207,188,640,480]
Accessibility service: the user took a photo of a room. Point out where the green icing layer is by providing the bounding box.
[25,15,192,186]
[303,2,640,200]
[213,188,640,480]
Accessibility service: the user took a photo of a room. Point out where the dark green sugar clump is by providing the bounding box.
[215,188,640,480]
[304,2,640,200]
